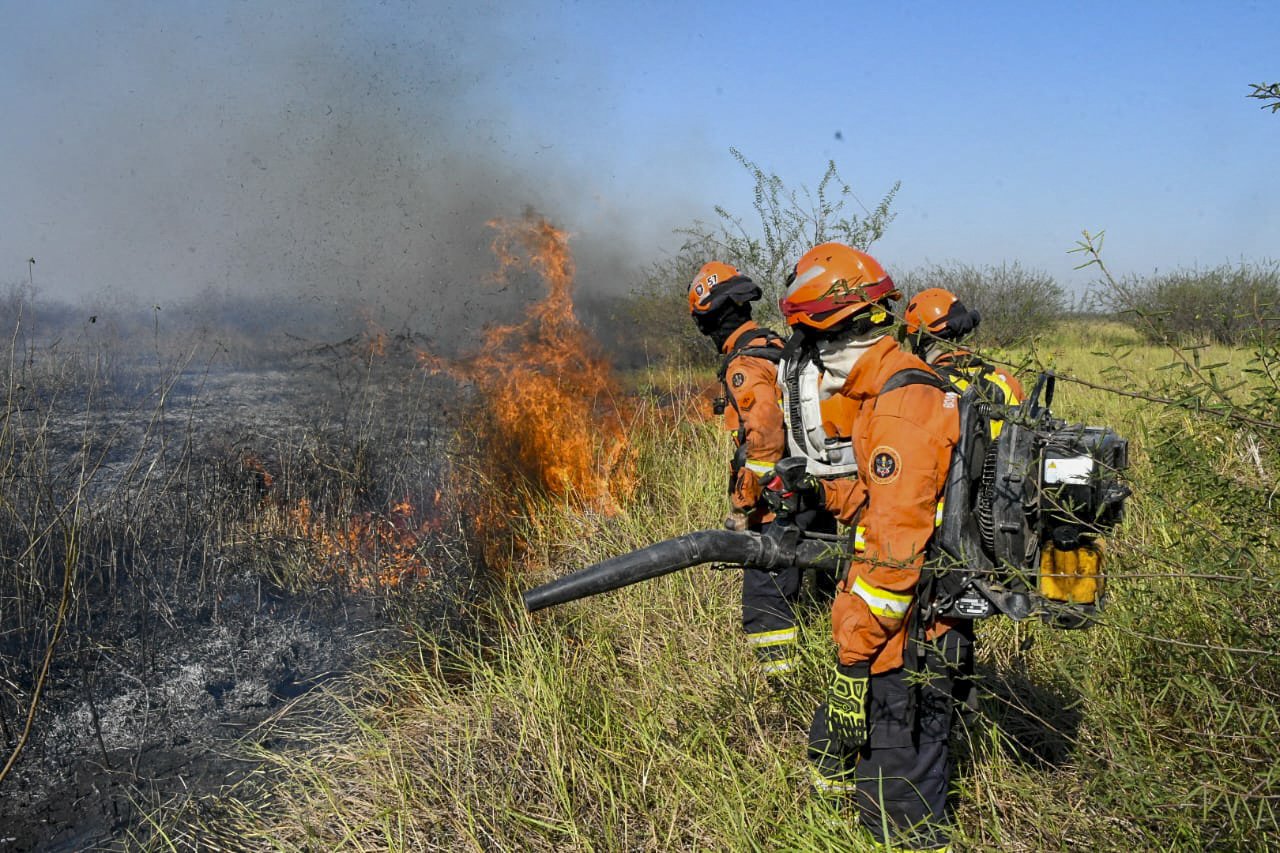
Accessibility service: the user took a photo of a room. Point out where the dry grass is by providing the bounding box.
[156,330,1280,851]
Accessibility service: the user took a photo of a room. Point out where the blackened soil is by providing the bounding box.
[0,350,485,851]
[0,579,397,852]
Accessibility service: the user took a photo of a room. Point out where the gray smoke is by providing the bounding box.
[2,2,700,344]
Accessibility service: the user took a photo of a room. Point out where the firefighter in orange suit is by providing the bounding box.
[904,287,1024,412]
[688,262,796,674]
[766,244,965,850]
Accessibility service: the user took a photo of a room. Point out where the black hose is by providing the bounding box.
[521,528,845,612]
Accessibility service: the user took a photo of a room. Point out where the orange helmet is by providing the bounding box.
[904,287,980,340]
[780,243,898,330]
[688,261,761,315]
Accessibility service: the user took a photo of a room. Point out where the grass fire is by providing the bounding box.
[418,213,636,519]
[2,2,1277,849]
[3,192,1279,853]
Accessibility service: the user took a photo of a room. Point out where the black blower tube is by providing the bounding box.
[522,529,844,612]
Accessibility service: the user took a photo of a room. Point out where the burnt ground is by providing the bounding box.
[0,344,489,851]
[1,591,384,852]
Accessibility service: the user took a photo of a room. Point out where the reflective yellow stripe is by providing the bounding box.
[935,499,944,527]
[854,526,866,551]
[955,364,1021,439]
[747,627,797,647]
[745,459,775,475]
[852,575,912,620]
[811,769,856,793]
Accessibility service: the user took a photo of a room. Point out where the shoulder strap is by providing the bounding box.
[879,366,947,396]
[716,329,784,381]
[718,328,785,447]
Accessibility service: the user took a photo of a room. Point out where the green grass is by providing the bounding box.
[177,332,1280,852]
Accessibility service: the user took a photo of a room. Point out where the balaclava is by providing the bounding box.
[695,302,753,352]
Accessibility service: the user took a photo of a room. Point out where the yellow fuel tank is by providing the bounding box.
[1039,538,1105,605]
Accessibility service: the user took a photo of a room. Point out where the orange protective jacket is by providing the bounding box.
[818,336,961,674]
[720,322,786,516]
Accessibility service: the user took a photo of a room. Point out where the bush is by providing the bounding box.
[895,260,1066,346]
[1095,262,1280,346]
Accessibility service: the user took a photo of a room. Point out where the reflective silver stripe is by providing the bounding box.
[852,575,912,619]
[854,525,866,551]
[745,459,775,475]
[747,627,797,647]
[759,657,797,674]
[789,262,827,291]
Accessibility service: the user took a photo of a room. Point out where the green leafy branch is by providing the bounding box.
[1248,82,1280,112]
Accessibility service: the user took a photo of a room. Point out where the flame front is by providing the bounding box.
[420,214,634,513]
[256,496,438,590]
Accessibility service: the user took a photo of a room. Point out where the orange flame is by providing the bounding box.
[257,496,439,590]
[357,310,389,359]
[419,214,635,514]
[366,329,388,359]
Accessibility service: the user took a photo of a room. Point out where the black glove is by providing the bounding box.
[762,456,823,517]
[827,661,870,753]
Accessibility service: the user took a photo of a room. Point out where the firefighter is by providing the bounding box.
[687,262,796,674]
[767,244,965,850]
[903,287,1024,416]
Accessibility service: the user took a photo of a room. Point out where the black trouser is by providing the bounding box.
[742,512,838,673]
[808,624,975,849]
[742,565,801,673]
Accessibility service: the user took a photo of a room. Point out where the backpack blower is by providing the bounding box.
[926,371,1130,629]
[522,372,1130,630]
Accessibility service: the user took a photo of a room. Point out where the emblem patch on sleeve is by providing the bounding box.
[731,372,745,388]
[870,445,901,484]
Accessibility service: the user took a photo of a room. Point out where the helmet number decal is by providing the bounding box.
[869,446,901,485]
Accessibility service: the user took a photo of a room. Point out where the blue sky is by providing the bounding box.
[1,1,1276,313]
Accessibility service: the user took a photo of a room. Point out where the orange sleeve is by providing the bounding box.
[726,355,785,512]
[832,385,957,666]
[819,477,867,526]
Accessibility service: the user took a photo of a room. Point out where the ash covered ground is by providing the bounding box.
[0,335,491,851]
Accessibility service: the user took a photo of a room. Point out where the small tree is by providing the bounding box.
[681,149,899,318]
[614,152,901,365]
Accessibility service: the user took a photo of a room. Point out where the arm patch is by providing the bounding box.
[870,446,901,484]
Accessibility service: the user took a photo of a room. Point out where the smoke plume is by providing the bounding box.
[2,2,696,345]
